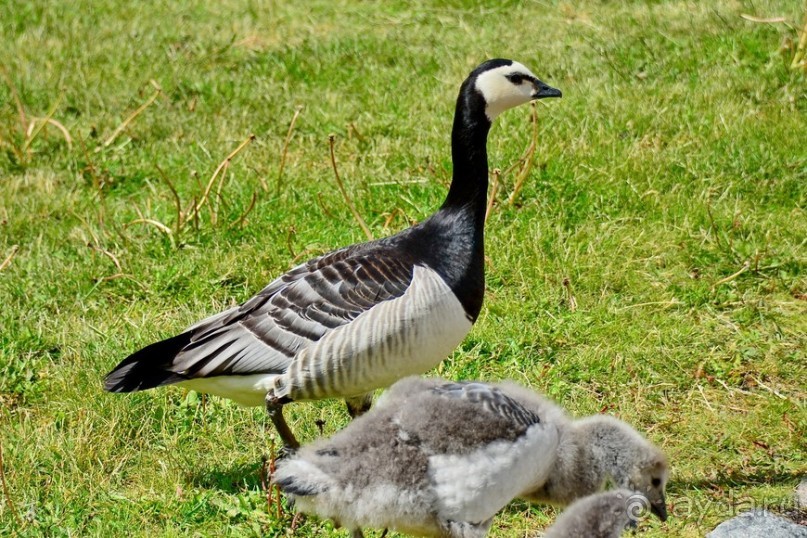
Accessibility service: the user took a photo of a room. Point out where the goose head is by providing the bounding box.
[471,58,562,121]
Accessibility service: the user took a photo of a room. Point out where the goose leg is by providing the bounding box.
[345,392,374,418]
[350,529,365,538]
[265,392,299,453]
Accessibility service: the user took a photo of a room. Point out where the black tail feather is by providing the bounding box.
[104,332,193,392]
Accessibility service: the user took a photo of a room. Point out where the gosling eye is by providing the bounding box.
[652,478,662,487]
[506,73,525,84]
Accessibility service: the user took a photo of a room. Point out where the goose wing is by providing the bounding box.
[104,245,415,391]
[430,382,543,431]
[422,382,556,523]
[386,380,545,458]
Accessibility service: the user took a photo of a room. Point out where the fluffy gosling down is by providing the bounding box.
[544,489,646,538]
[273,377,669,538]
[103,59,561,450]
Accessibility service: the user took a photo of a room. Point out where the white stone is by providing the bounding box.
[706,510,807,538]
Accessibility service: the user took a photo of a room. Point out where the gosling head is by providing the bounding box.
[625,449,669,522]
[545,489,638,538]
[576,415,670,522]
[471,58,562,121]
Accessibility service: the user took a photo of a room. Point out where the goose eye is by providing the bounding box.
[507,73,524,84]
[652,478,661,487]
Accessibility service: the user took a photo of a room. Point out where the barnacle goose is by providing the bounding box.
[273,377,669,537]
[103,59,561,450]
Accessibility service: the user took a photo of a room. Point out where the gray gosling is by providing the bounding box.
[273,377,669,538]
[544,489,648,538]
[519,393,669,519]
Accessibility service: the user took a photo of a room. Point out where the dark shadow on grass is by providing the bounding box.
[187,460,264,493]
[670,469,804,492]
[498,497,559,519]
[496,470,805,528]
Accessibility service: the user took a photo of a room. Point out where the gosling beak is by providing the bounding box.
[532,79,562,99]
[650,497,668,522]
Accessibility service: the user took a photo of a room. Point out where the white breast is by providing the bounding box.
[428,422,560,523]
[277,264,473,401]
[294,482,442,537]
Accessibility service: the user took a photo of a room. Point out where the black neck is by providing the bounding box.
[441,80,491,217]
[405,80,490,321]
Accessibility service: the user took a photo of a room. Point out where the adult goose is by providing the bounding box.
[104,59,562,450]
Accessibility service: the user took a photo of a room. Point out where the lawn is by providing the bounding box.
[1,0,805,536]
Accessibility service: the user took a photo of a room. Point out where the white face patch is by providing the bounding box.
[474,61,540,121]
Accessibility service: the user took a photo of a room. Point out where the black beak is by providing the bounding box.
[650,498,668,522]
[532,79,562,99]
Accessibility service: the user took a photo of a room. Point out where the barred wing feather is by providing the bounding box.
[431,382,542,431]
[104,246,415,391]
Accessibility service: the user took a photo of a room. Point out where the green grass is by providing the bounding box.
[1,0,806,536]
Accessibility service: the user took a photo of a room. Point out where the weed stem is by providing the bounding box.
[485,168,501,223]
[328,134,372,240]
[190,133,256,223]
[711,261,750,291]
[508,103,539,206]
[0,245,19,272]
[101,82,162,149]
[277,106,303,195]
